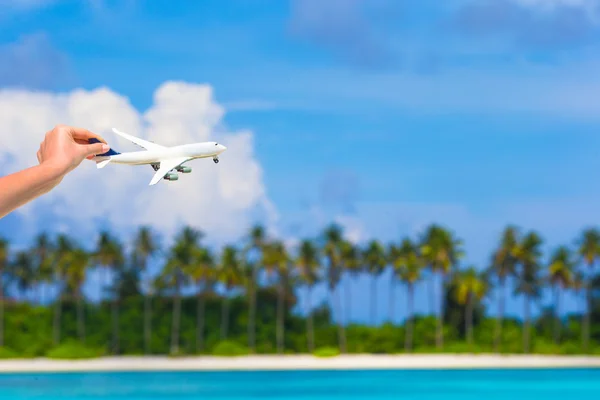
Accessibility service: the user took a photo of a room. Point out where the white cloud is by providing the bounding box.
[0,81,278,246]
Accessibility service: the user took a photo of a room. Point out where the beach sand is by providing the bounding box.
[0,354,599,373]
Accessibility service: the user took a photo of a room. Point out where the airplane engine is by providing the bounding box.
[177,166,192,173]
[164,172,179,181]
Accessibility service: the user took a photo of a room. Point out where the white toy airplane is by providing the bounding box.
[90,128,227,186]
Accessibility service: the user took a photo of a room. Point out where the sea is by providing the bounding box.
[0,368,598,399]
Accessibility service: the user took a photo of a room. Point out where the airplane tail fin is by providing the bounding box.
[95,158,111,169]
[88,138,121,156]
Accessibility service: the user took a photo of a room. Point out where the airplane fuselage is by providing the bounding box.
[100,142,226,165]
[92,128,228,185]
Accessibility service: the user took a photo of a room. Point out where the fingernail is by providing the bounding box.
[102,144,110,152]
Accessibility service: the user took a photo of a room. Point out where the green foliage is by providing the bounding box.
[313,346,340,357]
[0,297,597,357]
[45,340,105,359]
[411,316,439,348]
[530,339,564,355]
[211,340,249,356]
[345,324,403,354]
[0,347,20,359]
[1,223,600,360]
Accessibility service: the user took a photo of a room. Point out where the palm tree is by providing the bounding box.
[296,239,320,353]
[95,231,115,300]
[94,232,125,354]
[513,231,543,353]
[32,233,53,306]
[322,224,346,353]
[0,238,7,347]
[362,240,387,325]
[162,256,188,355]
[340,240,360,324]
[27,233,53,341]
[548,246,575,345]
[10,250,37,311]
[10,249,37,304]
[390,238,423,352]
[571,270,586,346]
[576,227,600,353]
[133,226,159,354]
[166,226,201,355]
[452,266,488,351]
[217,245,243,340]
[263,240,290,354]
[488,225,519,353]
[51,234,74,346]
[64,247,90,342]
[185,245,215,353]
[420,224,464,349]
[245,224,265,353]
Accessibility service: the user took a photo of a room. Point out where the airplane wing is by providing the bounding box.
[112,128,166,151]
[149,157,191,186]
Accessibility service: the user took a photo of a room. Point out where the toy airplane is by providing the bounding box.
[90,128,227,186]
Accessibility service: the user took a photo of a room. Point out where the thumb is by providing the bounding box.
[80,142,110,158]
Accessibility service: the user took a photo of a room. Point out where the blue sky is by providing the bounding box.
[2,0,600,325]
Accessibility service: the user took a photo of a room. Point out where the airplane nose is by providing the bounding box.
[218,144,227,152]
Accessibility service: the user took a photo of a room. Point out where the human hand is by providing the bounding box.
[0,125,111,219]
[36,124,110,179]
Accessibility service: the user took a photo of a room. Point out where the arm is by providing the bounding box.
[0,164,64,219]
[0,124,109,219]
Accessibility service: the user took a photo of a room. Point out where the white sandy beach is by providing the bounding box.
[0,354,599,373]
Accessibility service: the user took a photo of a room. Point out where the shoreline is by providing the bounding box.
[1,354,600,373]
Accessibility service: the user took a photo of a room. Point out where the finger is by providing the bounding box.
[75,138,94,145]
[37,150,41,164]
[80,142,110,158]
[68,126,107,144]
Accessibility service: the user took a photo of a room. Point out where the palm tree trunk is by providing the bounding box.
[306,285,314,353]
[77,289,85,343]
[405,283,414,352]
[429,270,435,316]
[523,295,531,353]
[221,292,229,339]
[554,285,560,345]
[248,268,257,353]
[332,286,346,353]
[371,276,377,325]
[171,283,181,355]
[53,293,61,345]
[35,284,41,306]
[583,280,591,353]
[276,281,285,354]
[345,277,352,325]
[494,278,505,353]
[112,299,119,354]
[197,283,205,353]
[389,277,395,324]
[107,265,119,354]
[436,273,445,349]
[144,293,151,354]
[466,292,474,352]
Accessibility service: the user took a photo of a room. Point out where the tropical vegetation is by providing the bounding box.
[0,223,599,358]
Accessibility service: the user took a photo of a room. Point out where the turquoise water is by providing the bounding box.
[0,368,598,399]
